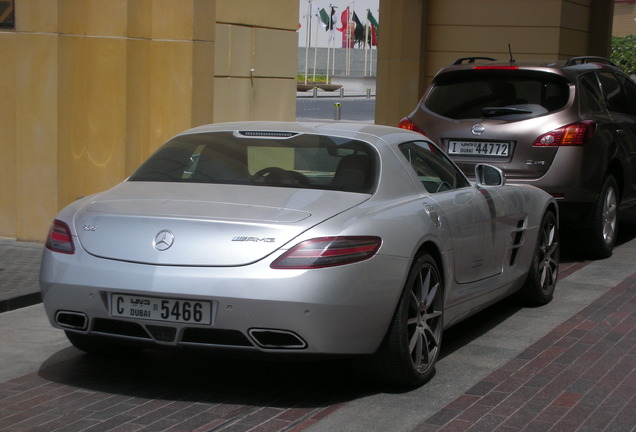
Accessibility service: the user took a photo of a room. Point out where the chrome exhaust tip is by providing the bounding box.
[55,311,88,330]
[248,329,307,349]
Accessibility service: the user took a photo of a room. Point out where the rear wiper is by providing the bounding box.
[481,107,533,117]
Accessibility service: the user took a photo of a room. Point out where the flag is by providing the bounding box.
[337,7,350,32]
[367,9,379,46]
[320,7,336,41]
[319,8,330,29]
[367,9,379,29]
[352,12,365,44]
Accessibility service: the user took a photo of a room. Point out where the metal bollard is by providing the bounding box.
[334,103,341,121]
[312,87,318,98]
[339,87,345,98]
[366,88,371,99]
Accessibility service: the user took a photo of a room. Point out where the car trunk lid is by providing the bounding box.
[74,182,369,266]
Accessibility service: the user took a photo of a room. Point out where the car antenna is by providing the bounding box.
[508,44,516,63]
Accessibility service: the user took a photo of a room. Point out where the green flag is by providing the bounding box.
[319,8,330,29]
[367,9,379,28]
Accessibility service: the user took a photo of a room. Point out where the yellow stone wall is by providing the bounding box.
[214,0,299,122]
[1,0,218,242]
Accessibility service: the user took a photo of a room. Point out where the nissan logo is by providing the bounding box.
[472,124,485,135]
[153,230,174,251]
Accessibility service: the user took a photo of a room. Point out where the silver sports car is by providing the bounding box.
[40,122,559,388]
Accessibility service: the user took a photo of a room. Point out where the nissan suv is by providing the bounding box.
[399,56,636,258]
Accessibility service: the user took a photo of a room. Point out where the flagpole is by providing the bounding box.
[326,5,335,84]
[312,6,318,82]
[364,19,369,76]
[304,1,311,85]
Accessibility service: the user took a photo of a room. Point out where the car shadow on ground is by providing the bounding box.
[38,345,377,407]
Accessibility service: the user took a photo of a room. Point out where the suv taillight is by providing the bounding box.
[45,220,75,254]
[533,121,596,147]
[398,117,426,135]
[271,236,382,269]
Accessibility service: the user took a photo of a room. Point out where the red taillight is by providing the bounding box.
[533,121,596,147]
[45,220,75,254]
[270,236,382,269]
[398,117,426,135]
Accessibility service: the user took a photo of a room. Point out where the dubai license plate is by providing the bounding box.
[111,293,213,324]
[448,141,510,157]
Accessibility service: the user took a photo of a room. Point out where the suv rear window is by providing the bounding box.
[425,71,570,120]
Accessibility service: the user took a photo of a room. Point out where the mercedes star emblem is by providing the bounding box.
[153,230,175,251]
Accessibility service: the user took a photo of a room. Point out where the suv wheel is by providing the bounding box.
[588,175,619,258]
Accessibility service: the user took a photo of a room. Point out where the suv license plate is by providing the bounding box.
[448,141,509,157]
[111,294,213,324]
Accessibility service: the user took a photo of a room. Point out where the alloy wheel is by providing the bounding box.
[407,262,443,374]
[601,185,618,246]
[537,215,559,293]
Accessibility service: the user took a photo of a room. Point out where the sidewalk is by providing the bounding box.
[0,235,634,431]
[0,238,43,312]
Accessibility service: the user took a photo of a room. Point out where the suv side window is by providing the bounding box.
[597,71,631,115]
[398,141,470,193]
[615,73,636,116]
[578,73,605,115]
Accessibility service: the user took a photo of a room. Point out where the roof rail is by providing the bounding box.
[565,56,617,67]
[452,57,497,65]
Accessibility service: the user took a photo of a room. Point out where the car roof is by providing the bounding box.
[434,56,623,79]
[175,121,427,147]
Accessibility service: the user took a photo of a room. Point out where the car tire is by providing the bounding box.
[519,210,559,306]
[369,253,443,388]
[587,175,619,259]
[65,331,144,356]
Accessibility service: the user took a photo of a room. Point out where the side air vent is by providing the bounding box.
[238,131,298,138]
[509,218,527,266]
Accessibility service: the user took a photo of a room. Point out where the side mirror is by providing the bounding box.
[475,164,506,187]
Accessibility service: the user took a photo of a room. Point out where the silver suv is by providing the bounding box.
[399,56,636,258]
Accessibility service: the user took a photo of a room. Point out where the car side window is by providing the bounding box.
[398,141,470,193]
[597,71,631,115]
[578,73,605,115]
[616,73,636,116]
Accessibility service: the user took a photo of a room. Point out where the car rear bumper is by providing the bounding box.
[39,248,409,355]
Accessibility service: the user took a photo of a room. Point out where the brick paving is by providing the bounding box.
[411,272,636,432]
[0,353,362,432]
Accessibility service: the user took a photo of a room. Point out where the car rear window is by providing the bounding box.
[128,131,377,193]
[425,71,570,120]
